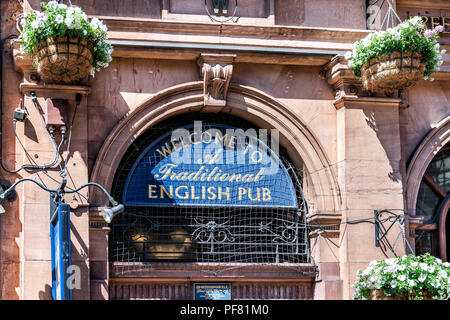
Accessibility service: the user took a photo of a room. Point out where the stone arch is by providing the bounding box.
[90,81,341,214]
[406,115,450,216]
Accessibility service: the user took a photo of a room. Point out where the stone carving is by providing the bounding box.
[198,53,236,107]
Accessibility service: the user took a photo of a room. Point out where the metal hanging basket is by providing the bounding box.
[33,36,94,84]
[360,51,427,92]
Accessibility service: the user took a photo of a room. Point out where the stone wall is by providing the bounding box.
[0,0,449,300]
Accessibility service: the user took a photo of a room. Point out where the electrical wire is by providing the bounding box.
[59,97,79,178]
[1,93,61,173]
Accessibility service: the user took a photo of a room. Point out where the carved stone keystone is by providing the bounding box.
[198,53,236,107]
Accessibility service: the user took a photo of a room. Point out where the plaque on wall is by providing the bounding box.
[194,283,231,300]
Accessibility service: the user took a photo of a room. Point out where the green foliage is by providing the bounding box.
[346,17,445,80]
[353,253,450,300]
[19,1,113,76]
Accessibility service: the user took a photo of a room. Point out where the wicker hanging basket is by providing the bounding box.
[360,51,427,92]
[369,289,433,300]
[33,36,94,84]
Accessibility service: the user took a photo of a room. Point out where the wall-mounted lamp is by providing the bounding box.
[101,204,125,224]
[0,178,123,223]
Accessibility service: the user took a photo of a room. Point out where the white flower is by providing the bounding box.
[411,262,418,267]
[419,263,428,271]
[91,18,100,30]
[386,258,396,265]
[418,274,427,283]
[407,279,415,286]
[397,274,406,281]
[438,270,448,278]
[55,14,64,24]
[31,20,39,29]
[398,265,406,271]
[428,266,435,273]
[390,280,397,288]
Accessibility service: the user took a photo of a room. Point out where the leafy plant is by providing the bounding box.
[19,1,113,76]
[346,17,445,81]
[353,253,450,300]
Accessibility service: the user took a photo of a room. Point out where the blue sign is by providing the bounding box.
[123,123,298,208]
[50,203,71,300]
[194,283,231,300]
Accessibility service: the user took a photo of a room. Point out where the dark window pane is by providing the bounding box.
[426,148,450,194]
[416,181,441,223]
[415,230,437,256]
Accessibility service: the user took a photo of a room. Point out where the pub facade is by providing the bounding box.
[0,0,449,300]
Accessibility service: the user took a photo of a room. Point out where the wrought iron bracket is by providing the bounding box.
[374,209,404,247]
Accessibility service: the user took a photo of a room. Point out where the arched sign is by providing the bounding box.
[122,123,298,208]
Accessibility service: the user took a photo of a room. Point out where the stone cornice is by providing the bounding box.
[397,0,450,10]
[99,16,371,42]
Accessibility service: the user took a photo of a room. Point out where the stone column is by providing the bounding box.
[323,55,406,300]
[17,83,91,299]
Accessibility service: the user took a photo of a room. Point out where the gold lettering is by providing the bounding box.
[251,151,263,164]
[187,166,205,181]
[202,186,206,199]
[149,185,158,199]
[175,186,189,199]
[160,185,173,199]
[238,187,247,200]
[189,132,201,144]
[202,131,212,144]
[179,135,189,148]
[215,132,228,147]
[155,142,173,158]
[242,142,253,156]
[154,163,177,180]
[262,188,271,201]
[207,167,219,181]
[231,173,242,182]
[241,174,254,183]
[248,188,260,201]
[191,186,200,200]
[431,16,440,29]
[218,187,230,200]
[254,168,265,182]
[443,17,450,33]
[228,135,237,149]
[170,139,181,152]
[207,186,216,200]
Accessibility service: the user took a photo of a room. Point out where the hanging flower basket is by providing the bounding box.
[33,36,94,84]
[360,51,426,92]
[369,289,433,300]
[19,1,113,84]
[346,17,445,93]
[353,253,450,300]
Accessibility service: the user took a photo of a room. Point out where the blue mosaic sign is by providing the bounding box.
[123,123,298,208]
[194,283,231,300]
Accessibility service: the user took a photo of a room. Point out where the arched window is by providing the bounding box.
[415,145,450,261]
[108,114,312,275]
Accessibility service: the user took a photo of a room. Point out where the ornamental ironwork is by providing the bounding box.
[366,0,402,30]
[205,0,239,23]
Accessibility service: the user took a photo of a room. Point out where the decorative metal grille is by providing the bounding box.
[366,0,401,30]
[109,113,312,275]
